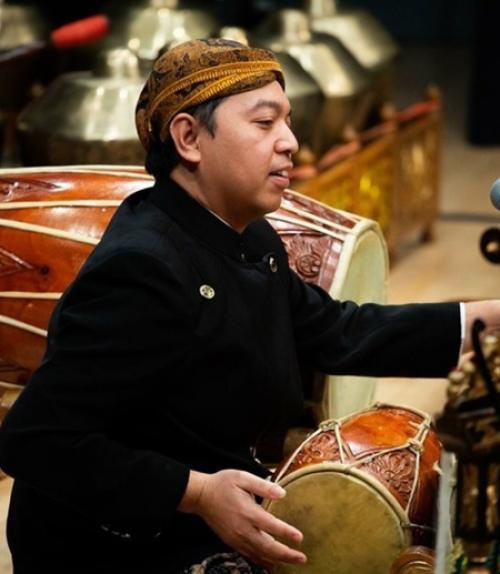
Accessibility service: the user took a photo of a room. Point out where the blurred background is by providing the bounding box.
[1,1,500,570]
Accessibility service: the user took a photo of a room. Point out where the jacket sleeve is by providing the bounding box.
[288,268,462,378]
[0,250,192,536]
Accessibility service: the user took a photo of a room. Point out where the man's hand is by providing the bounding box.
[178,469,306,569]
[463,300,500,353]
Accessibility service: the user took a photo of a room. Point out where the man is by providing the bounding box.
[0,38,499,574]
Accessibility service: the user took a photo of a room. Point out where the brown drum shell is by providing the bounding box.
[0,168,367,381]
[0,170,151,379]
[275,405,442,535]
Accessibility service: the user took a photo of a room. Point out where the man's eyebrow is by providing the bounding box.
[248,99,291,116]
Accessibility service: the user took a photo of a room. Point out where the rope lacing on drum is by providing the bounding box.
[319,419,337,432]
[0,314,48,337]
[0,217,99,246]
[266,213,347,241]
[406,416,431,513]
[318,419,346,463]
[408,438,424,453]
[345,414,432,513]
[275,408,435,515]
[0,293,61,337]
[0,200,122,210]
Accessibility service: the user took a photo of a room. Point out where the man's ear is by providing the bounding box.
[169,113,201,164]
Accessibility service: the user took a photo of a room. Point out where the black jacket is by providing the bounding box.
[0,178,461,573]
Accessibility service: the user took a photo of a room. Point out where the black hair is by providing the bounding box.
[144,96,227,180]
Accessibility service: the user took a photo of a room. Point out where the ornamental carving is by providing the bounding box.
[0,247,34,277]
[287,431,339,474]
[296,252,322,279]
[279,233,333,285]
[361,451,416,508]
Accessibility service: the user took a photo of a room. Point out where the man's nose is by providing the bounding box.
[276,124,299,156]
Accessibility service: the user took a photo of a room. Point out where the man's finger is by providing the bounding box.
[236,471,286,500]
[251,506,303,544]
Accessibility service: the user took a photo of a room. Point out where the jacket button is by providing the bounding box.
[199,284,215,299]
[269,256,278,273]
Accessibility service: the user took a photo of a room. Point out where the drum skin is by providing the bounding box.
[264,404,442,574]
[0,166,387,388]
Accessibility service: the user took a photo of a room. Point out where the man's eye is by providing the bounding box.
[256,119,274,127]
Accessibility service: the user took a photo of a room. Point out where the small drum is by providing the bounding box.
[0,166,387,419]
[263,404,442,574]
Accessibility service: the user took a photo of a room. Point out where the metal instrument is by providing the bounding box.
[0,2,48,110]
[108,0,218,66]
[307,0,398,105]
[17,48,146,165]
[252,8,373,155]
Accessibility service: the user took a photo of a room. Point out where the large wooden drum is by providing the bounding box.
[264,404,441,574]
[0,166,387,421]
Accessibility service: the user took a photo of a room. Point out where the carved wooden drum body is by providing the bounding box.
[269,191,388,421]
[263,404,442,574]
[0,166,387,419]
[0,166,151,386]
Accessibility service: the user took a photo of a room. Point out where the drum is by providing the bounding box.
[263,404,442,574]
[0,166,151,385]
[273,189,388,422]
[0,166,387,419]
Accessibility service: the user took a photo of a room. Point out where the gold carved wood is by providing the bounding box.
[293,101,442,258]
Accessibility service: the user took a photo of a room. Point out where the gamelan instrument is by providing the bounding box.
[264,403,441,574]
[435,321,500,573]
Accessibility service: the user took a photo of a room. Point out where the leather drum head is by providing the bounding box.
[264,464,410,574]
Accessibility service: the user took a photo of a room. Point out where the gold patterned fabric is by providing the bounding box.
[135,38,284,150]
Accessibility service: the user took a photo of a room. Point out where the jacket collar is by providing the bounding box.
[149,176,258,260]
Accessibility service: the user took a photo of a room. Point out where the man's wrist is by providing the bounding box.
[177,469,208,514]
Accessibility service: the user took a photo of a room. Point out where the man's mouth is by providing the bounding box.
[270,170,289,178]
[269,169,291,187]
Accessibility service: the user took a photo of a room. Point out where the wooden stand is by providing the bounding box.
[292,91,442,260]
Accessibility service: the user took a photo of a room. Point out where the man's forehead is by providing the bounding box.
[225,82,291,114]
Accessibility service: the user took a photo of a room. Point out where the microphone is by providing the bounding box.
[490,178,500,211]
[481,178,500,263]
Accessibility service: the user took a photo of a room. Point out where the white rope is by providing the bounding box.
[274,426,325,483]
[266,213,346,241]
[405,419,431,512]
[0,218,99,245]
[334,422,346,464]
[0,292,61,299]
[0,200,122,210]
[0,314,47,337]
[0,165,152,180]
[281,202,363,235]
[0,381,24,389]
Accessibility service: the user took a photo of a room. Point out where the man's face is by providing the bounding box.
[197,81,299,231]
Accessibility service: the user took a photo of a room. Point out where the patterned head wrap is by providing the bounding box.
[135,38,285,151]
